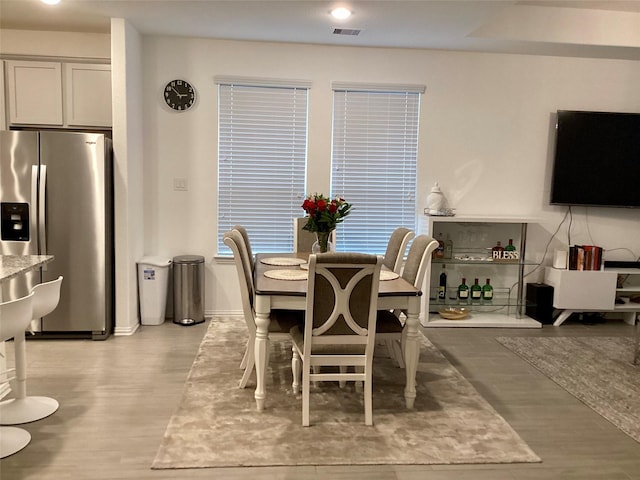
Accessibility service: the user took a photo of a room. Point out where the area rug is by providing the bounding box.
[152,317,540,469]
[496,336,639,444]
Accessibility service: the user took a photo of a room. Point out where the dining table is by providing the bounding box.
[253,252,423,412]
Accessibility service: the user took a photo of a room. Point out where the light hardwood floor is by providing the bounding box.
[1,317,639,480]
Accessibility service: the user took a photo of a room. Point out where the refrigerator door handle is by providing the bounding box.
[38,165,47,257]
[31,165,40,251]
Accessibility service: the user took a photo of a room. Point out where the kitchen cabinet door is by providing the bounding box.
[6,60,63,125]
[64,63,112,127]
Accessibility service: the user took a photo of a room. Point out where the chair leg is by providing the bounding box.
[355,366,364,393]
[634,317,639,365]
[302,364,311,427]
[291,348,301,394]
[239,338,251,369]
[13,334,27,399]
[238,341,255,389]
[383,339,397,363]
[364,368,373,426]
[391,339,405,369]
[339,366,347,388]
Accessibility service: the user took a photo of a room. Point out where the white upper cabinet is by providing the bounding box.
[64,63,112,127]
[6,60,64,125]
[5,60,111,128]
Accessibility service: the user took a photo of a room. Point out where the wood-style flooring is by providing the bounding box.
[1,316,639,480]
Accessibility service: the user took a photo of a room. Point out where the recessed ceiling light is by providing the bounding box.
[330,7,352,20]
[41,0,61,5]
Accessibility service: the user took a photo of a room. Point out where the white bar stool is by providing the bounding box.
[0,293,34,457]
[0,277,63,425]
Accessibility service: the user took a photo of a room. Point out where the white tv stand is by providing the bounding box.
[544,267,640,326]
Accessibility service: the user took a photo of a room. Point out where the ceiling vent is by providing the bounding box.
[333,28,361,36]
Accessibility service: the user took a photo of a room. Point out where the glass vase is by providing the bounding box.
[312,231,334,254]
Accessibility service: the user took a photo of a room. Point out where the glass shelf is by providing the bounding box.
[428,288,532,310]
[431,258,537,266]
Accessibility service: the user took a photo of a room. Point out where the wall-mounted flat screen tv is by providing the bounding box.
[550,110,640,208]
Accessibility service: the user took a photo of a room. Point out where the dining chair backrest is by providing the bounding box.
[223,230,256,334]
[31,276,63,320]
[402,234,439,289]
[232,225,255,273]
[306,253,381,342]
[0,292,34,343]
[383,227,415,273]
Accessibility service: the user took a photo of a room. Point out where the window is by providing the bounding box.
[331,83,423,254]
[217,78,310,255]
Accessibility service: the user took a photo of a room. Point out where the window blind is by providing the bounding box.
[331,87,421,254]
[217,82,309,255]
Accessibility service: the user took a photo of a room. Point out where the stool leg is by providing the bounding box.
[0,332,59,425]
[13,334,27,399]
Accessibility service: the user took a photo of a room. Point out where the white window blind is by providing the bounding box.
[217,81,309,255]
[331,85,422,254]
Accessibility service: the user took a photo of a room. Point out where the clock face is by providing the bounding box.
[163,79,196,111]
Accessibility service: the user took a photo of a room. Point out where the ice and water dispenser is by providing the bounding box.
[1,203,30,241]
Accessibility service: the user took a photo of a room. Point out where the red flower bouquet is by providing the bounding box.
[301,193,351,233]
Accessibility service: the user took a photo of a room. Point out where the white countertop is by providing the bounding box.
[0,255,55,282]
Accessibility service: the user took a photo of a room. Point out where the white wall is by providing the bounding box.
[2,28,638,319]
[111,19,145,335]
[140,37,640,314]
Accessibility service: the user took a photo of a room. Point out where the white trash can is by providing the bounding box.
[137,256,172,325]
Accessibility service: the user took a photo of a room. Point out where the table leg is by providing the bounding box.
[403,296,421,409]
[254,295,271,411]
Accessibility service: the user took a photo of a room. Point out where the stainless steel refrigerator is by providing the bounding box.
[0,130,113,339]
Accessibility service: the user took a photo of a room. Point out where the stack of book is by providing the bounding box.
[568,245,603,270]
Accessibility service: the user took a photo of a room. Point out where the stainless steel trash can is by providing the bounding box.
[173,255,205,326]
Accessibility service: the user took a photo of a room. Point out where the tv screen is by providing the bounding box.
[550,110,640,208]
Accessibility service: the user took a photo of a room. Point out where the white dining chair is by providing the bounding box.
[383,227,415,274]
[0,276,63,425]
[0,293,34,457]
[223,230,303,388]
[290,252,382,426]
[232,225,255,274]
[377,235,439,368]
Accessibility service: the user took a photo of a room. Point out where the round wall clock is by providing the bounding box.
[163,79,196,111]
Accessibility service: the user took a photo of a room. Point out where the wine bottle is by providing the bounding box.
[470,278,482,301]
[457,277,469,302]
[505,239,516,252]
[444,234,453,259]
[435,233,445,259]
[481,278,493,300]
[438,264,447,300]
[492,241,505,260]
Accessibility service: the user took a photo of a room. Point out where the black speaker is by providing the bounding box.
[526,283,554,324]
